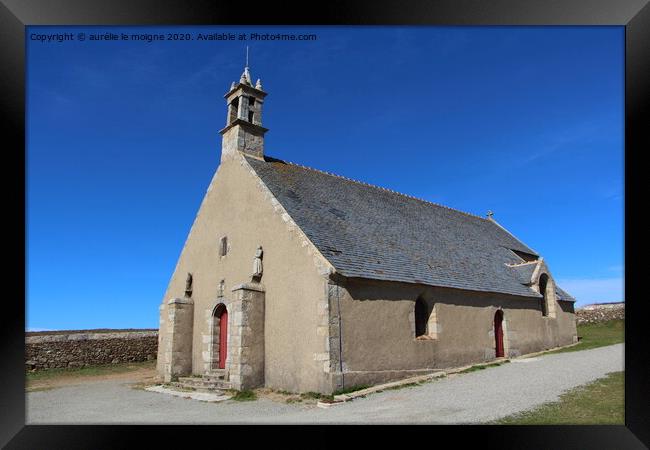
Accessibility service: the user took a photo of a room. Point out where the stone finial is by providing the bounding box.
[486,210,494,219]
[240,66,252,85]
[255,78,262,90]
[230,81,236,90]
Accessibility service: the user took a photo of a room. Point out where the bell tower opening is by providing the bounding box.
[228,98,239,125]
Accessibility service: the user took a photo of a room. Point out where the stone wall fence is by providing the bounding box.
[25,330,158,371]
[576,303,625,325]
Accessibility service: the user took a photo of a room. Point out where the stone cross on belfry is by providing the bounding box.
[487,210,494,219]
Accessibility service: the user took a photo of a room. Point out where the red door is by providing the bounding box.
[219,309,228,369]
[494,310,504,357]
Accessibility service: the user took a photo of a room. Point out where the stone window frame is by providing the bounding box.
[537,272,557,319]
[410,296,439,341]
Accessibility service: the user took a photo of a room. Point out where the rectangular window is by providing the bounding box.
[219,236,228,257]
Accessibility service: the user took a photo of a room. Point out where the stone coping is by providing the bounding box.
[231,282,265,292]
[168,297,194,305]
[26,330,158,344]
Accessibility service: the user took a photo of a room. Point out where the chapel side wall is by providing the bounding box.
[556,300,579,346]
[157,155,330,393]
[336,278,577,386]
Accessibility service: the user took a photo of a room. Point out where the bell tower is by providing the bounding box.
[219,61,268,162]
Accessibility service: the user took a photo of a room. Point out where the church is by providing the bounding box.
[156,64,578,394]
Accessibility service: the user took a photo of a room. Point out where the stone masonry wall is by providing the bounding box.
[576,303,625,325]
[25,331,158,371]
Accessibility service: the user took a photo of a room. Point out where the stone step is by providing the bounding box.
[172,381,232,392]
[175,377,232,391]
[203,373,228,382]
[170,382,216,393]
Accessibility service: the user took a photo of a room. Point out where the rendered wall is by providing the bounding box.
[333,278,577,388]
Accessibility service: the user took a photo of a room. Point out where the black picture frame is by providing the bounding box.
[2,0,647,448]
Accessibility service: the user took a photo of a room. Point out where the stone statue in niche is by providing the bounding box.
[184,273,193,298]
[218,279,225,298]
[252,246,263,280]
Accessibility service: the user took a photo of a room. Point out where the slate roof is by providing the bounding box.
[509,262,538,285]
[246,155,574,300]
[555,286,575,302]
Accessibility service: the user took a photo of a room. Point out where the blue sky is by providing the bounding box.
[26,26,624,330]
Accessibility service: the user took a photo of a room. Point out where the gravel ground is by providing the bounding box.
[26,343,624,424]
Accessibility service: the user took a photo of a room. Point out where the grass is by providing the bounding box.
[284,391,338,403]
[457,360,510,374]
[333,384,370,396]
[26,360,156,382]
[229,390,257,401]
[383,382,421,391]
[494,371,624,424]
[542,319,624,356]
[301,391,328,400]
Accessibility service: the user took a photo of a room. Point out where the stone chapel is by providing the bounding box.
[156,64,578,394]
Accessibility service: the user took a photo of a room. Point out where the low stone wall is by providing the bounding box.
[25,330,158,371]
[576,303,625,325]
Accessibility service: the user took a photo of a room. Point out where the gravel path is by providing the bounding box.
[26,343,624,424]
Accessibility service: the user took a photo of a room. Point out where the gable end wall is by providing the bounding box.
[157,153,336,393]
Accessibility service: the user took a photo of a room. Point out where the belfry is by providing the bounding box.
[219,61,268,161]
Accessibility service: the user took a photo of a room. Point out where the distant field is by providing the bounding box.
[546,319,624,355]
[26,328,157,336]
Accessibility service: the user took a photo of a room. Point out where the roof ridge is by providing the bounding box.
[265,156,491,222]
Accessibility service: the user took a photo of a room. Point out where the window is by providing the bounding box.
[415,297,428,337]
[248,96,255,106]
[413,297,439,340]
[248,110,255,123]
[539,274,549,316]
[219,236,228,257]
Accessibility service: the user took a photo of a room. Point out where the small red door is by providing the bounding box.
[219,309,228,369]
[494,310,504,358]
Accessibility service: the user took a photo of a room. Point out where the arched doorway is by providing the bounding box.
[494,310,504,358]
[213,304,228,370]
